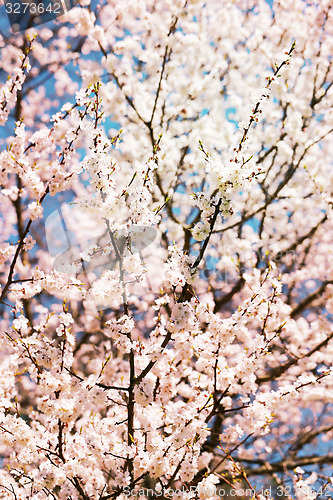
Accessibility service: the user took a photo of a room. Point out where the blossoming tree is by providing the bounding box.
[1,0,333,498]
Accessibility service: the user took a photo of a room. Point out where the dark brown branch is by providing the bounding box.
[235,454,333,477]
[257,330,333,383]
[290,280,333,318]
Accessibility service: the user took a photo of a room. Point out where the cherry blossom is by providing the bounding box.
[0,1,333,499]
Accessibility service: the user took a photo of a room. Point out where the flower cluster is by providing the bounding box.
[1,1,333,499]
